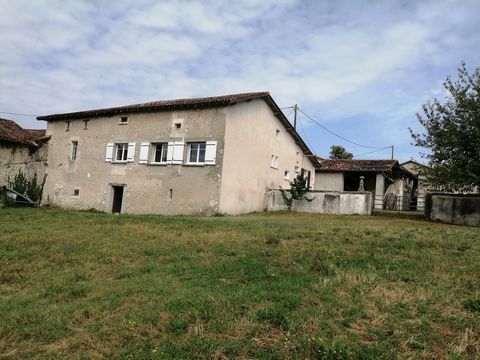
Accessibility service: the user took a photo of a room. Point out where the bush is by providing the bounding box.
[3,170,42,205]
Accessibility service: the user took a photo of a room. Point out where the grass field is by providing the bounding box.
[0,208,479,359]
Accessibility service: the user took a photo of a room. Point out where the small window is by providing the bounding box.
[270,155,278,169]
[71,141,78,161]
[284,170,290,180]
[114,143,128,162]
[152,143,168,163]
[83,119,89,130]
[294,166,300,177]
[65,120,71,132]
[188,142,206,163]
[120,116,128,124]
[73,188,80,196]
[175,122,182,129]
[276,129,280,141]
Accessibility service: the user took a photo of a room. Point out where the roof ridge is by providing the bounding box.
[37,91,270,121]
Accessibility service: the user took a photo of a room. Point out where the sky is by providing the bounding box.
[1,0,479,162]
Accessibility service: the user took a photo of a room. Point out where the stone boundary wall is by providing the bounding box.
[265,190,373,215]
[425,193,480,227]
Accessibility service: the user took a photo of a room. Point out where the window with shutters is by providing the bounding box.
[187,142,206,164]
[152,143,168,164]
[114,143,128,162]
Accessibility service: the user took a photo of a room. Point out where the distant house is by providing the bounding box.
[37,92,318,215]
[0,118,49,186]
[314,159,417,210]
[400,160,432,210]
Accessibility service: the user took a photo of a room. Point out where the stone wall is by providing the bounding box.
[425,193,480,227]
[265,189,373,215]
[0,141,48,186]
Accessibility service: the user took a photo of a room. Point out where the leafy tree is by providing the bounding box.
[329,145,353,159]
[409,62,480,192]
[279,174,313,211]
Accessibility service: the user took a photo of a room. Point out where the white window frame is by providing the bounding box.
[284,170,290,181]
[114,143,129,163]
[71,141,78,161]
[187,142,207,165]
[270,155,278,169]
[151,142,168,164]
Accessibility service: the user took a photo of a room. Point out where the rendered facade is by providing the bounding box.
[37,92,318,215]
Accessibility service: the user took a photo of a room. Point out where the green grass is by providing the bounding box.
[0,208,479,359]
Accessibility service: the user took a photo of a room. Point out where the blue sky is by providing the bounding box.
[1,0,479,162]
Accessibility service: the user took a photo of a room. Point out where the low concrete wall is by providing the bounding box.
[265,190,373,215]
[425,193,480,227]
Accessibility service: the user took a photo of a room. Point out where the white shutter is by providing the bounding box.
[172,141,185,165]
[139,142,150,164]
[105,143,114,162]
[166,141,175,164]
[205,141,217,165]
[127,142,136,162]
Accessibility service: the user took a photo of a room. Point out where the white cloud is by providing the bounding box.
[0,0,479,161]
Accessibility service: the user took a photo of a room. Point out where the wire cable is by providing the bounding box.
[297,107,388,150]
[297,115,316,154]
[0,111,38,117]
[354,146,392,158]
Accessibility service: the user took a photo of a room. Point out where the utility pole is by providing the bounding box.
[391,145,394,160]
[293,104,298,129]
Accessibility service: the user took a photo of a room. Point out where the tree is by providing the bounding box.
[329,145,353,159]
[279,174,313,211]
[409,62,480,192]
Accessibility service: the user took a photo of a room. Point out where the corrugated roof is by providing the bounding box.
[0,118,47,145]
[317,159,399,172]
[36,92,271,121]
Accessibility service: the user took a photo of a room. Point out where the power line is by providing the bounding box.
[0,111,38,117]
[296,107,388,150]
[297,114,316,153]
[354,146,392,158]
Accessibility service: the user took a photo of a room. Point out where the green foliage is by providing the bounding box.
[279,174,314,211]
[255,307,289,330]
[409,62,480,192]
[0,208,479,359]
[464,298,480,313]
[329,145,353,159]
[6,170,42,202]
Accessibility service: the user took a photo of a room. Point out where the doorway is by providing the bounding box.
[111,185,124,213]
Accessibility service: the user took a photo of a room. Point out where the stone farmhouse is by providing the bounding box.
[314,159,417,210]
[37,92,318,215]
[0,118,49,187]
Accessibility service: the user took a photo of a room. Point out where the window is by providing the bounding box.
[73,188,80,196]
[119,116,128,124]
[71,141,78,160]
[174,122,182,129]
[284,170,290,180]
[65,120,71,132]
[294,166,300,177]
[276,129,280,141]
[106,142,135,163]
[152,143,168,163]
[270,155,278,169]
[188,142,206,163]
[83,119,89,130]
[114,143,128,162]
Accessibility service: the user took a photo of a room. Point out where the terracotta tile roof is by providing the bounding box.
[36,91,320,167]
[36,92,271,121]
[317,159,399,172]
[0,118,47,145]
